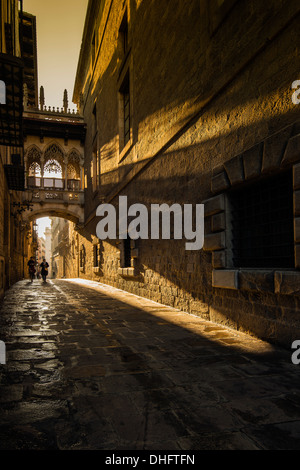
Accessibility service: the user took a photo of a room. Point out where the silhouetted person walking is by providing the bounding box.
[27,256,36,283]
[40,258,49,283]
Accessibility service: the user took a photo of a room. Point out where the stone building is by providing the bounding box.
[37,236,45,264]
[50,217,74,279]
[0,2,85,295]
[44,226,52,272]
[67,0,300,348]
[0,0,31,297]
[19,10,86,267]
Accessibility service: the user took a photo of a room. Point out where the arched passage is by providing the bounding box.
[28,211,82,281]
[24,207,84,226]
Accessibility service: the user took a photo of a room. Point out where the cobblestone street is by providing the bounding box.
[0,278,300,450]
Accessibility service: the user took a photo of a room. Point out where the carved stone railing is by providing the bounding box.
[30,188,84,205]
[27,177,81,191]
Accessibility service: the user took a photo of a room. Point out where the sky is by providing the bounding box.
[22,1,88,236]
[23,0,88,111]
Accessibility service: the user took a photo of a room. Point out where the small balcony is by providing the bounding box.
[27,176,81,191]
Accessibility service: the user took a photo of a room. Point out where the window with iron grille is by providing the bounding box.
[229,171,294,269]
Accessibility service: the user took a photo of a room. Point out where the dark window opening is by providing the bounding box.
[120,72,130,147]
[229,171,294,269]
[124,89,130,146]
[119,11,128,55]
[5,23,13,55]
[123,235,131,268]
[94,243,99,267]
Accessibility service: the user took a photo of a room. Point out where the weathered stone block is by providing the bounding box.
[189,299,209,315]
[262,125,293,172]
[211,212,225,232]
[242,143,262,180]
[203,194,225,217]
[212,164,225,176]
[282,134,300,166]
[239,270,274,293]
[211,171,230,194]
[203,232,225,251]
[274,271,300,295]
[212,250,226,268]
[224,155,244,186]
[212,269,238,289]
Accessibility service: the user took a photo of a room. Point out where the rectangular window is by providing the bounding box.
[229,171,294,269]
[124,86,130,146]
[119,72,131,150]
[94,244,98,267]
[5,23,13,55]
[119,10,128,55]
[123,235,131,268]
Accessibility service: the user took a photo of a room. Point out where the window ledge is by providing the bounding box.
[212,268,300,295]
[212,269,238,290]
[119,138,133,163]
[118,267,137,277]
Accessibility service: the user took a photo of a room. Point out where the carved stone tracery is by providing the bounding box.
[24,142,83,186]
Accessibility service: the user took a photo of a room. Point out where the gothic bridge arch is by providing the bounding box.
[23,140,85,227]
[23,206,84,227]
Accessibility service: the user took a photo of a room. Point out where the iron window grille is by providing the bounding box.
[229,170,294,269]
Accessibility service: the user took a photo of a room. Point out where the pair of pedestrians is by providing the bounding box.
[27,257,49,283]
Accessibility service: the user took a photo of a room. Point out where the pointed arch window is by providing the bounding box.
[44,143,65,168]
[44,160,62,177]
[67,163,78,180]
[28,161,41,177]
[26,146,42,165]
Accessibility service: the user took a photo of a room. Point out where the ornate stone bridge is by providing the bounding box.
[21,92,86,227]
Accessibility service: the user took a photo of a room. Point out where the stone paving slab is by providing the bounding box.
[0,278,300,450]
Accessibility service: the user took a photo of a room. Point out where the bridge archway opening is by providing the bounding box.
[31,215,79,280]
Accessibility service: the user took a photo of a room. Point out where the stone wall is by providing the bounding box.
[70,0,300,348]
[0,148,30,298]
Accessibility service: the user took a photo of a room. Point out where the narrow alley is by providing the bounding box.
[0,278,300,450]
